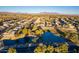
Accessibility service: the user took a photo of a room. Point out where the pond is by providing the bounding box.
[1,31,79,53]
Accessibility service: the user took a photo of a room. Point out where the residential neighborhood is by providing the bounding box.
[0,11,79,53]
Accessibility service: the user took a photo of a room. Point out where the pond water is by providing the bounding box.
[1,31,79,53]
[41,31,67,43]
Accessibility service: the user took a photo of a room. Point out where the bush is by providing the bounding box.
[8,48,16,53]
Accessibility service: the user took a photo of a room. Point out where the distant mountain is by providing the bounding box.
[0,12,28,14]
[39,12,59,14]
[0,12,17,14]
[0,12,79,16]
[38,12,79,16]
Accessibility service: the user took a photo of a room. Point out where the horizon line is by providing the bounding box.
[0,11,79,15]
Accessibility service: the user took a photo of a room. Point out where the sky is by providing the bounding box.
[0,6,79,14]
